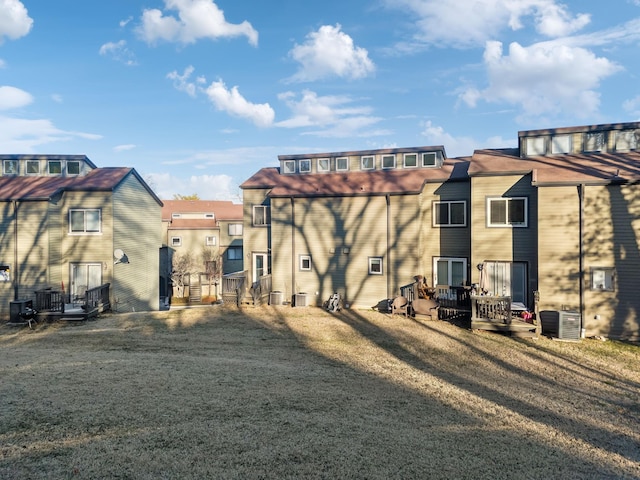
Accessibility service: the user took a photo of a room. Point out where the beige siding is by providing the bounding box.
[113,174,161,312]
[389,193,421,292]
[218,220,243,274]
[471,174,537,293]
[243,189,271,279]
[0,202,14,318]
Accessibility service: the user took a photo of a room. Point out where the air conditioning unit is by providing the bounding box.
[269,291,283,306]
[294,293,309,307]
[539,310,581,340]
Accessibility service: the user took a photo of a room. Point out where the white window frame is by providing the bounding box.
[299,254,312,272]
[67,161,81,175]
[551,135,572,154]
[252,205,271,226]
[26,160,40,175]
[361,155,374,170]
[317,158,330,173]
[487,197,528,228]
[422,152,437,167]
[69,209,101,234]
[381,154,396,169]
[3,160,18,175]
[48,160,62,175]
[205,236,217,246]
[229,223,243,236]
[0,264,10,282]
[403,153,418,168]
[228,247,243,260]
[433,201,467,227]
[283,160,296,174]
[299,159,311,173]
[584,132,605,152]
[481,261,527,303]
[525,137,546,156]
[368,257,383,275]
[171,236,182,247]
[615,130,639,151]
[336,157,349,171]
[591,267,615,291]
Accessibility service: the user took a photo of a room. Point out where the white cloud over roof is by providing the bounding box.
[288,24,375,82]
[137,0,258,47]
[0,0,32,43]
[205,79,275,128]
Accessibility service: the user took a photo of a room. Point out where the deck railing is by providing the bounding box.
[471,296,512,324]
[222,271,248,305]
[34,289,65,313]
[85,283,111,312]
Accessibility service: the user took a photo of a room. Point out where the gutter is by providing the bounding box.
[578,184,585,334]
[13,200,18,300]
[291,197,295,301]
[386,195,391,299]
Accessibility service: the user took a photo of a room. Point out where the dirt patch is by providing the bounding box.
[1,306,639,479]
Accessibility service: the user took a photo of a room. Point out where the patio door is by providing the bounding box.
[70,263,102,297]
[481,261,526,304]
[252,253,270,282]
[433,257,467,287]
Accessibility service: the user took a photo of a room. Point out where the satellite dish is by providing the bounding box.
[114,248,129,265]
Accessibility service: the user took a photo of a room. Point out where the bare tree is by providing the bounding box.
[202,246,223,298]
[171,251,197,298]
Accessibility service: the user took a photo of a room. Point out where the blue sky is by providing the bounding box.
[2,0,640,201]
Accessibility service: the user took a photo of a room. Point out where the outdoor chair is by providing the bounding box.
[73,285,87,307]
[391,296,410,317]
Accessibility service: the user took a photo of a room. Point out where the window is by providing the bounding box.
[172,213,181,218]
[205,236,217,246]
[228,247,242,260]
[525,137,546,156]
[229,223,243,236]
[204,213,214,219]
[591,267,615,291]
[3,160,18,175]
[26,160,40,175]
[584,132,605,152]
[283,160,296,174]
[434,257,467,287]
[433,201,466,227]
[403,153,418,168]
[481,261,526,302]
[69,209,101,234]
[487,197,527,227]
[615,130,639,151]
[299,159,311,173]
[48,161,62,175]
[171,236,182,247]
[317,158,330,172]
[0,264,10,282]
[422,152,437,167]
[551,135,572,154]
[336,157,349,171]
[382,155,395,169]
[299,255,312,271]
[67,161,80,175]
[252,205,271,226]
[361,155,374,170]
[369,257,383,275]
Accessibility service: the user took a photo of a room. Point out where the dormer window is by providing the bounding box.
[403,153,418,168]
[584,132,605,152]
[26,160,40,175]
[551,135,572,154]
[422,152,437,167]
[67,161,80,175]
[299,159,311,173]
[525,137,546,156]
[317,158,330,173]
[382,155,395,169]
[361,156,374,170]
[48,161,62,175]
[283,160,296,174]
[615,130,639,151]
[3,160,18,175]
[336,157,349,171]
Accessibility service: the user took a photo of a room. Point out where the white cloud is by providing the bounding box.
[114,144,136,152]
[383,0,590,49]
[167,65,205,97]
[276,90,388,138]
[288,24,375,82]
[0,115,101,151]
[459,40,621,119]
[205,79,275,127]
[137,0,258,47]
[51,93,63,103]
[421,121,513,157]
[0,0,33,43]
[0,85,32,110]
[623,96,640,119]
[146,171,239,201]
[99,40,137,66]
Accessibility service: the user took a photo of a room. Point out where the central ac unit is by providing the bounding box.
[539,310,581,340]
[294,293,309,307]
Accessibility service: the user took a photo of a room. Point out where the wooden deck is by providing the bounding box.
[32,284,111,324]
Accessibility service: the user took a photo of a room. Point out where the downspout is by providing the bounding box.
[386,194,391,299]
[13,200,18,300]
[578,184,585,333]
[291,197,295,301]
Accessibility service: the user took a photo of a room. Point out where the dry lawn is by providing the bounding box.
[1,305,639,479]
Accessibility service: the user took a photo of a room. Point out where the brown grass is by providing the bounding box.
[1,306,639,479]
